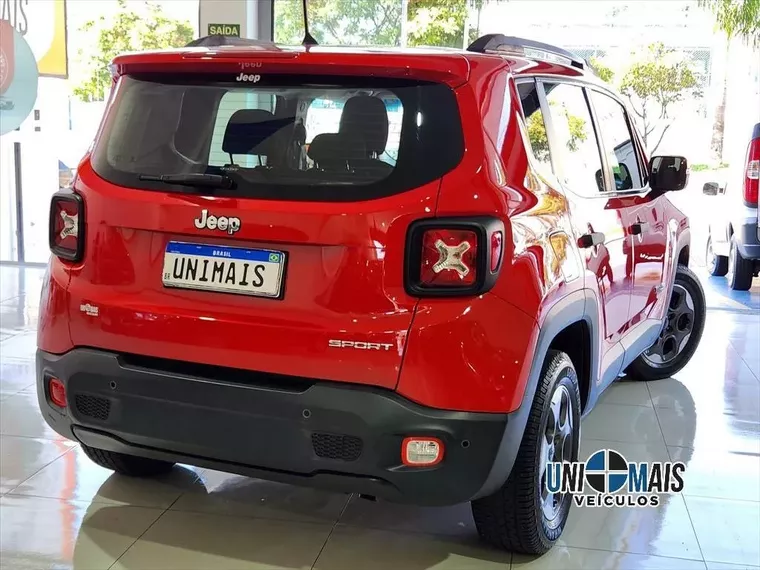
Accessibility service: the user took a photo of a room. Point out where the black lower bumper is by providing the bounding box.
[737,219,760,260]
[36,348,518,506]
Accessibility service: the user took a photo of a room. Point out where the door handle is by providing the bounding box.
[630,222,648,235]
[578,232,605,249]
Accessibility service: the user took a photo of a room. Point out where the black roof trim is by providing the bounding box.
[467,34,585,70]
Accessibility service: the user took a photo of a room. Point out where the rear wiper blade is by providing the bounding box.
[138,173,235,189]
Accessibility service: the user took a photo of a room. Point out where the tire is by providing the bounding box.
[727,236,753,291]
[705,234,728,277]
[626,264,705,381]
[471,350,580,554]
[81,444,174,477]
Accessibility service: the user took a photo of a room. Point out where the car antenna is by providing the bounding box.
[301,0,318,46]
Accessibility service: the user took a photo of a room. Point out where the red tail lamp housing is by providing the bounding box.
[420,228,479,287]
[490,231,504,272]
[49,190,84,262]
[405,217,505,296]
[48,377,67,408]
[743,136,759,207]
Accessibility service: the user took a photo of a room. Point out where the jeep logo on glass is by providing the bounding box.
[235,73,261,83]
[194,210,241,235]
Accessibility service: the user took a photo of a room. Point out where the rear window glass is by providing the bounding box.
[91,75,463,201]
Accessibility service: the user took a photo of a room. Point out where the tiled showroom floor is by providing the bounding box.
[1,264,758,570]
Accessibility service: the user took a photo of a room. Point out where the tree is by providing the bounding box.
[407,0,474,48]
[589,57,614,84]
[700,0,760,46]
[73,0,194,101]
[700,0,760,161]
[526,106,588,163]
[619,43,699,153]
[273,0,482,48]
[274,0,401,46]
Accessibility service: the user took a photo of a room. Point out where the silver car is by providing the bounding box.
[704,122,760,290]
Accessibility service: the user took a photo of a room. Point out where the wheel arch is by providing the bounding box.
[548,319,592,413]
[678,244,690,267]
[677,227,691,262]
[473,288,599,499]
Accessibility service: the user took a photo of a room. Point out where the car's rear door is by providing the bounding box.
[539,80,633,346]
[587,89,667,325]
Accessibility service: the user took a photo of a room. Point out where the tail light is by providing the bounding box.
[743,136,759,207]
[49,190,84,261]
[420,229,478,287]
[406,218,505,296]
[491,231,504,272]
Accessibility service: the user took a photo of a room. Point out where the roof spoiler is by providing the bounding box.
[467,34,585,70]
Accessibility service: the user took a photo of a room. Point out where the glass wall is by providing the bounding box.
[271,0,759,270]
[272,0,759,165]
[0,0,198,264]
[273,0,478,48]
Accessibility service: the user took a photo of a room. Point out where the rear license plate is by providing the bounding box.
[162,242,286,298]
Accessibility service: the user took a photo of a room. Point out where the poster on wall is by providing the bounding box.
[1,0,68,78]
[0,18,38,135]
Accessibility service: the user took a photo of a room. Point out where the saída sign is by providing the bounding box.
[208,23,240,37]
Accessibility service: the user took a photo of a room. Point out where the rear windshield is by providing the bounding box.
[91,74,464,201]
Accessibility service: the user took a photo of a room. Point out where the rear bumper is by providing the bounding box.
[736,217,760,260]
[36,348,518,506]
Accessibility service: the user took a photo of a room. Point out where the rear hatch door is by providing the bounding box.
[66,53,465,389]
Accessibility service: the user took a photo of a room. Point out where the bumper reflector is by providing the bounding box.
[48,377,67,408]
[402,437,444,466]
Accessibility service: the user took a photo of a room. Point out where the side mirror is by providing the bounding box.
[649,156,689,192]
[702,181,721,196]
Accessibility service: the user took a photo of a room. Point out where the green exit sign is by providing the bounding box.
[208,23,240,37]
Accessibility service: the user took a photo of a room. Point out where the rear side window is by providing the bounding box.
[92,75,463,201]
[516,80,553,178]
[589,90,645,191]
[542,82,605,196]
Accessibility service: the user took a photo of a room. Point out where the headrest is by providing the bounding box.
[339,96,389,155]
[222,109,283,156]
[307,133,367,164]
[292,120,307,145]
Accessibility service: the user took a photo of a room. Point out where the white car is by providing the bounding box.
[704,122,760,290]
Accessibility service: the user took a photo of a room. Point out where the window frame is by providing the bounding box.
[535,77,611,198]
[585,86,650,195]
[513,77,560,183]
[528,74,653,199]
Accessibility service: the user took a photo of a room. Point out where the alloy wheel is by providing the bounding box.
[538,383,574,528]
[642,284,695,367]
[706,237,717,273]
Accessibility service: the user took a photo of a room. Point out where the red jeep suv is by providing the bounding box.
[37,34,704,553]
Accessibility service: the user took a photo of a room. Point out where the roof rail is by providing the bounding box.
[467,34,585,70]
[185,36,279,49]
